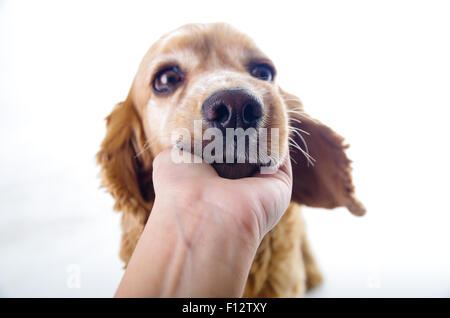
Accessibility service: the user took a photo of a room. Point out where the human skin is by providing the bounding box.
[115,149,292,297]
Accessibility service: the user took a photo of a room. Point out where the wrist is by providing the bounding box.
[147,196,258,297]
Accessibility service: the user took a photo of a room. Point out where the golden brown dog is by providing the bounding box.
[97,23,365,297]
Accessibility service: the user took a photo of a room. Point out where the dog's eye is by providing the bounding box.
[250,64,274,81]
[153,67,184,94]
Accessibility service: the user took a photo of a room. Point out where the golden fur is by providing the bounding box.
[97,23,365,297]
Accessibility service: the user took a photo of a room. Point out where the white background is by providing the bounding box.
[1,0,449,297]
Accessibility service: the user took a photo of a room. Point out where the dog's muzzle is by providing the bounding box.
[200,87,265,179]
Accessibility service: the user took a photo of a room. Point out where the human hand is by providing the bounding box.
[152,149,293,246]
[115,149,293,297]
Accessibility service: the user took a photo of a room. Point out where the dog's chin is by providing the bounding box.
[212,163,259,179]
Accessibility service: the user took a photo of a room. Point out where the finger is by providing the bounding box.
[152,148,218,183]
[250,156,293,190]
[234,157,293,219]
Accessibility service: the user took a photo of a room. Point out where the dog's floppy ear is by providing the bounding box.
[97,96,154,216]
[281,89,365,216]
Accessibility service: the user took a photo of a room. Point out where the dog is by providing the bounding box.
[97,23,365,297]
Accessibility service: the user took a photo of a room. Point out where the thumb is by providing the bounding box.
[152,148,218,188]
[233,157,293,236]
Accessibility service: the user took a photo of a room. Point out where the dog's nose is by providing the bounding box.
[202,88,264,130]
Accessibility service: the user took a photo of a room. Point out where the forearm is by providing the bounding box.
[115,198,258,297]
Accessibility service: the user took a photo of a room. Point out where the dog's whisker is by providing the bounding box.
[290,129,315,163]
[290,156,298,165]
[289,140,312,167]
[286,107,306,112]
[287,114,315,166]
[288,136,315,167]
[135,140,152,158]
[289,125,311,136]
[288,117,303,125]
[287,109,308,117]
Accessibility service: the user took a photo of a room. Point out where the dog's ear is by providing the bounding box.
[281,89,365,216]
[97,96,154,217]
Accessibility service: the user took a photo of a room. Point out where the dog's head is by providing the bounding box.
[97,23,365,217]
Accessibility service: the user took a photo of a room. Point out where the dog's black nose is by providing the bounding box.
[202,88,264,131]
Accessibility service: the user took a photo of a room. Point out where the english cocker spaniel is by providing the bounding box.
[97,23,365,297]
